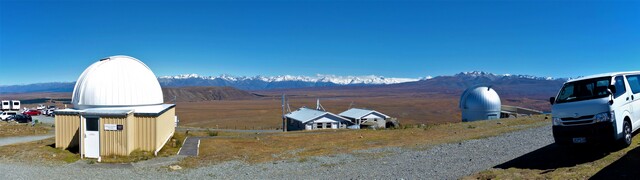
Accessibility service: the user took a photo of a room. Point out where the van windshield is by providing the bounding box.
[556,77,611,104]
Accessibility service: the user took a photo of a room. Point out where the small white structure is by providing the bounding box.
[10,100,20,110]
[1,100,9,111]
[339,108,390,128]
[459,85,501,122]
[286,107,352,131]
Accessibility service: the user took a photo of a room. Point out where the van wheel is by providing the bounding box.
[621,121,632,147]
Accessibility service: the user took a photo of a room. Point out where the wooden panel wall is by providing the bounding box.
[154,107,175,151]
[134,116,156,151]
[55,115,80,149]
[99,116,130,156]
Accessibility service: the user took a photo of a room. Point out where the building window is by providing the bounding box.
[86,118,99,131]
[317,123,323,129]
[614,76,627,98]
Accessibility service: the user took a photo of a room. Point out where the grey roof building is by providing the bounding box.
[339,108,390,128]
[285,108,351,131]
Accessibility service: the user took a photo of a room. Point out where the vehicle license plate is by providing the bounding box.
[572,137,587,143]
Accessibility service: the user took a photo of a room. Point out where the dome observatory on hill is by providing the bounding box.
[72,55,164,109]
[459,85,501,122]
[55,55,177,161]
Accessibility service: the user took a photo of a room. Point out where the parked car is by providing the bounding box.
[0,111,18,121]
[36,104,46,110]
[45,109,56,116]
[23,109,41,116]
[8,114,32,123]
[550,71,640,147]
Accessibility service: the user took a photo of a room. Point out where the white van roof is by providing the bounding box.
[568,71,640,83]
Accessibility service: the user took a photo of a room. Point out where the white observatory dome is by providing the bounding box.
[459,85,501,122]
[71,55,163,109]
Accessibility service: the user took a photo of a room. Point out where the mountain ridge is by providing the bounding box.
[0,71,569,93]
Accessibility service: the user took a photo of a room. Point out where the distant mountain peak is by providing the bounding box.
[458,71,496,76]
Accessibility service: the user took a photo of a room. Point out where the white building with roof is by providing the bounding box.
[339,108,390,128]
[285,107,352,131]
[55,55,177,160]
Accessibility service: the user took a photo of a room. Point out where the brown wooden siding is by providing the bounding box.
[56,106,176,157]
[99,115,131,156]
[154,107,175,151]
[126,113,135,154]
[55,115,80,149]
[134,116,156,151]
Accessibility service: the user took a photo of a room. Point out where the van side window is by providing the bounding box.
[614,76,627,98]
[627,75,640,94]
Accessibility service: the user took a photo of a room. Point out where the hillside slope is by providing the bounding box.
[162,86,257,102]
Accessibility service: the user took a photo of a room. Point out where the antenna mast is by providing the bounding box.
[316,98,326,111]
[282,94,287,132]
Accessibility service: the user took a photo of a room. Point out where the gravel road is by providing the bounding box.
[0,134,54,147]
[32,115,54,124]
[0,124,553,179]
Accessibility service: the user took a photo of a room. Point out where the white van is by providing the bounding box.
[1,100,9,111]
[550,71,640,147]
[0,111,18,121]
[10,100,20,110]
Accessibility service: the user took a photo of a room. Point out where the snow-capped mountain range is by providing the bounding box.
[0,71,568,93]
[159,74,421,85]
[451,71,565,81]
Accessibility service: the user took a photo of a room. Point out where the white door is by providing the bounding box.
[625,75,640,124]
[84,117,100,158]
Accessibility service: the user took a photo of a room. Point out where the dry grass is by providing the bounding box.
[0,132,185,164]
[175,95,462,129]
[6,91,548,131]
[101,132,187,163]
[0,122,51,137]
[0,138,80,164]
[179,115,550,167]
[100,150,156,163]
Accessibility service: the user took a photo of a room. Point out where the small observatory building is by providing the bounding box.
[55,55,177,160]
[459,85,501,122]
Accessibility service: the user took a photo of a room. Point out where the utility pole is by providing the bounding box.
[282,93,287,132]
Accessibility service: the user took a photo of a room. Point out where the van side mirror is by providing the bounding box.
[549,97,556,105]
[608,85,617,94]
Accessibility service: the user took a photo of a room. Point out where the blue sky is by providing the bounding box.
[1,1,639,85]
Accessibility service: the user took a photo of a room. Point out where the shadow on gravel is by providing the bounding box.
[591,145,640,179]
[494,143,620,170]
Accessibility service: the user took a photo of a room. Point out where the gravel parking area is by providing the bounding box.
[31,115,54,124]
[0,124,553,179]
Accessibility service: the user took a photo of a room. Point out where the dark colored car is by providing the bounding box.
[23,109,41,116]
[8,114,32,123]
